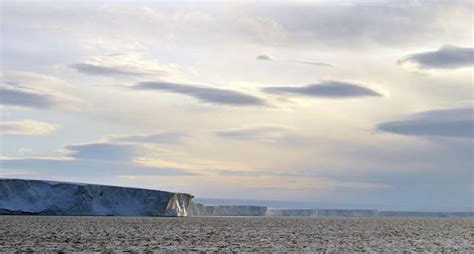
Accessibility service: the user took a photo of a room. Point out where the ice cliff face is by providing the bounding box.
[164,193,194,217]
[189,203,267,216]
[0,179,193,217]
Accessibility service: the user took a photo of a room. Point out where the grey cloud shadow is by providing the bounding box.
[376,107,474,139]
[263,81,382,98]
[0,85,56,109]
[70,63,168,77]
[134,81,266,106]
[214,125,292,141]
[290,60,333,67]
[397,45,473,69]
[64,143,144,162]
[256,54,273,61]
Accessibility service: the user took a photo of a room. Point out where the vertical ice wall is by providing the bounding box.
[165,193,194,217]
[0,179,194,217]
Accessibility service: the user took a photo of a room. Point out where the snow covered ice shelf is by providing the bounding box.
[0,179,193,217]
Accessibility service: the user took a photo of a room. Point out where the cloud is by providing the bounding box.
[0,85,56,109]
[257,54,332,67]
[290,60,332,67]
[263,81,382,98]
[1,70,65,87]
[376,107,474,139]
[0,120,58,135]
[70,63,156,77]
[68,52,193,79]
[2,1,470,52]
[135,81,266,106]
[0,135,198,178]
[61,132,185,163]
[256,1,470,48]
[256,54,273,61]
[0,158,195,177]
[0,71,85,110]
[105,132,186,144]
[213,170,392,191]
[63,143,144,162]
[214,125,294,142]
[398,45,474,69]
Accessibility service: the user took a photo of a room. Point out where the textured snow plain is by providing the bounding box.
[1,216,472,252]
[0,179,193,217]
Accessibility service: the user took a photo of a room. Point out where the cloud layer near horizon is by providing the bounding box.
[0,158,195,177]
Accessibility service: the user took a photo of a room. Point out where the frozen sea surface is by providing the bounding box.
[0,216,472,252]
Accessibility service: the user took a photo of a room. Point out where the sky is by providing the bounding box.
[0,0,473,211]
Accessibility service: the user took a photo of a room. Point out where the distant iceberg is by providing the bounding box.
[266,208,378,217]
[189,203,267,216]
[189,204,473,217]
[0,179,194,217]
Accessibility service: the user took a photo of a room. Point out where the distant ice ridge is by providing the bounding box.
[188,203,473,217]
[188,203,378,217]
[189,203,267,216]
[266,209,378,217]
[266,209,473,217]
[0,179,193,217]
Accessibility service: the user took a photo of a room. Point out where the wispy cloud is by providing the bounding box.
[256,54,273,61]
[0,85,57,109]
[68,52,193,79]
[214,125,294,142]
[256,54,332,67]
[63,143,144,162]
[0,72,84,110]
[398,45,473,69]
[376,107,474,139]
[70,63,157,77]
[105,132,186,144]
[290,60,332,67]
[263,81,382,98]
[0,135,197,178]
[134,81,266,106]
[0,120,58,135]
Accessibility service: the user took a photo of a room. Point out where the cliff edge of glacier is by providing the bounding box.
[0,179,193,217]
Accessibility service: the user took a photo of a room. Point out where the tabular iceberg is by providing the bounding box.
[0,179,194,217]
[266,208,378,217]
[189,203,267,216]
